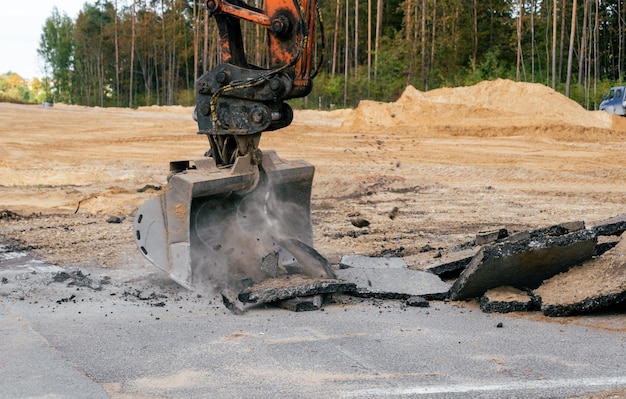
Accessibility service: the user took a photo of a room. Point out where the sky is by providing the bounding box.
[0,1,88,80]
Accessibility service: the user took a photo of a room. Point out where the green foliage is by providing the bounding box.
[454,48,517,87]
[32,0,626,113]
[174,89,196,107]
[0,72,44,104]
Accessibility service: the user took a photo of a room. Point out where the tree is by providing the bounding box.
[34,0,626,110]
[552,0,558,90]
[565,0,576,97]
[38,7,74,103]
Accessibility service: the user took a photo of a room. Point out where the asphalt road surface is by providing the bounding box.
[1,251,625,399]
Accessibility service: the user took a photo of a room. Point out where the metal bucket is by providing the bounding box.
[134,150,331,294]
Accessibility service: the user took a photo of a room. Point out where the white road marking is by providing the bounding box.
[342,376,626,397]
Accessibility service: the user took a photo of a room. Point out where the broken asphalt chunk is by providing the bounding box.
[335,266,450,300]
[276,239,336,279]
[424,248,479,278]
[475,227,508,245]
[449,229,597,300]
[589,213,626,237]
[534,238,626,317]
[339,254,407,269]
[479,286,538,313]
[221,289,246,315]
[238,275,355,304]
[278,295,324,312]
[595,236,621,256]
[504,221,585,244]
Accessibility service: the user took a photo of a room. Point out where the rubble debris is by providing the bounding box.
[449,229,597,300]
[336,265,450,300]
[534,238,626,317]
[51,270,103,291]
[56,294,76,304]
[405,296,429,307]
[339,254,407,269]
[123,289,167,302]
[479,286,538,313]
[346,230,369,238]
[350,217,370,228]
[278,295,324,312]
[0,210,22,221]
[424,248,479,278]
[52,271,72,283]
[475,227,508,245]
[589,213,626,237]
[238,275,356,305]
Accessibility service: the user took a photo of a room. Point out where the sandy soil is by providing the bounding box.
[1,79,625,311]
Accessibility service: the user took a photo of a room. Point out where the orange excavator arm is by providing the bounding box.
[196,0,320,167]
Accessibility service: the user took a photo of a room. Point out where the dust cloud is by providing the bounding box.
[188,163,332,294]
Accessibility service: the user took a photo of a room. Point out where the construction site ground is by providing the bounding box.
[1,79,625,398]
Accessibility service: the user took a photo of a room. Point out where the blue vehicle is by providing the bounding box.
[599,86,626,115]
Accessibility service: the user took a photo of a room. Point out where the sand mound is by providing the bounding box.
[341,79,613,134]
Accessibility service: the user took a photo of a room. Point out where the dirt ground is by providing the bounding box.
[1,79,625,318]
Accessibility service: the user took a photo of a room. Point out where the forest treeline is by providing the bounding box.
[33,0,626,109]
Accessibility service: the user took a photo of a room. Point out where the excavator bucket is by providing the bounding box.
[134,150,334,294]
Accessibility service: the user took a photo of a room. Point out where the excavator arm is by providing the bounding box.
[196,0,317,166]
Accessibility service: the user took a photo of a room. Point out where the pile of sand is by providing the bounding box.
[341,79,615,134]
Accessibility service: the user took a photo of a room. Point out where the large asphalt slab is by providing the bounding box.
[1,255,626,399]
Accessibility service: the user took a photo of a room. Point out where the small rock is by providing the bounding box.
[388,207,399,220]
[420,244,435,253]
[406,296,429,307]
[350,217,370,228]
[496,322,503,328]
[137,184,162,193]
[106,215,123,224]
